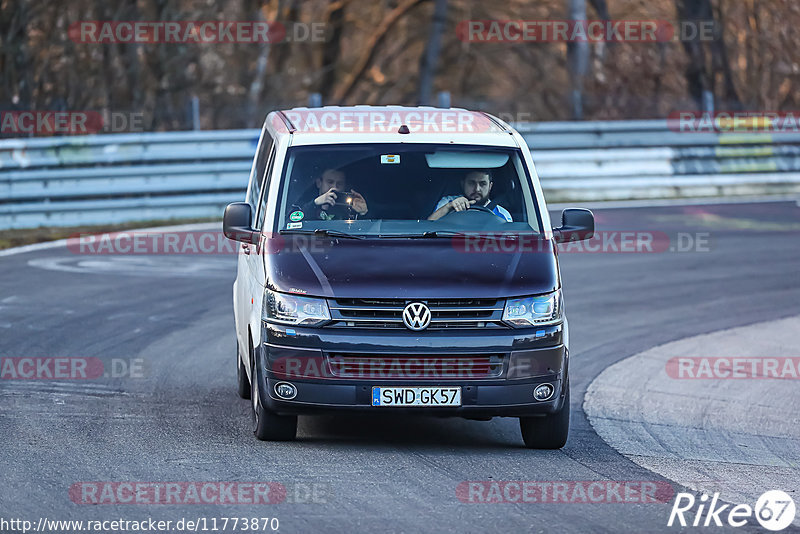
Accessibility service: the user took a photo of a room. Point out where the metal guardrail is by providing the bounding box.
[523,120,800,201]
[0,130,258,228]
[1,121,800,229]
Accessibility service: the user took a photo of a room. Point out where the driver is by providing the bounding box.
[428,170,512,222]
[296,168,368,221]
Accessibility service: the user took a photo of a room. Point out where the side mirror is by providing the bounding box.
[223,202,260,244]
[553,208,595,242]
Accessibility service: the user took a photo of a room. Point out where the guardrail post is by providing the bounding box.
[308,93,322,108]
[190,96,201,130]
[437,91,451,108]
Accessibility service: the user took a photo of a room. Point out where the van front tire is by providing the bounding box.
[250,351,297,441]
[519,383,570,449]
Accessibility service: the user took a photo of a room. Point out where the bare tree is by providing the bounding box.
[330,0,426,104]
[2,0,796,133]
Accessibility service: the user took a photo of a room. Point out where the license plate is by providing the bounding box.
[371,387,461,407]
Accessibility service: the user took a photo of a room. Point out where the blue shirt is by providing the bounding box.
[435,196,512,222]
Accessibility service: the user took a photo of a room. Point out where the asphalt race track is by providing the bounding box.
[1,200,799,533]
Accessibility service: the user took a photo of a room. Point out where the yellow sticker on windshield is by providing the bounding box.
[381,154,400,164]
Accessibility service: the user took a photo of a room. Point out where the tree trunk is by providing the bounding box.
[417,0,447,106]
[675,0,712,110]
[319,0,345,102]
[711,0,742,110]
[567,0,588,119]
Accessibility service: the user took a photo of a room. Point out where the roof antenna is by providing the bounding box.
[398,124,410,134]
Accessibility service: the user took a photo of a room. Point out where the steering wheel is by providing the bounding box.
[467,205,494,214]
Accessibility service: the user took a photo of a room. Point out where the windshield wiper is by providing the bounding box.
[379,230,538,240]
[374,231,460,238]
[419,230,470,238]
[279,228,365,240]
[385,230,519,239]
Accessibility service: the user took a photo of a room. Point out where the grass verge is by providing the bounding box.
[0,218,218,251]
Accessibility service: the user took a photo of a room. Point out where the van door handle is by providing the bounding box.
[242,243,251,255]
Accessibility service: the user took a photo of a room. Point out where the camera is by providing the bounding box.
[332,189,356,207]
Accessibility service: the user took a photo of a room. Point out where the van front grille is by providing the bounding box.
[326,298,507,330]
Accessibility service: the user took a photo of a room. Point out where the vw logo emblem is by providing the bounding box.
[402,302,431,331]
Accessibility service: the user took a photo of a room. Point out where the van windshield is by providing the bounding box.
[275,144,541,235]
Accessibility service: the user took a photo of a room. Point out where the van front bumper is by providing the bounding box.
[256,322,569,418]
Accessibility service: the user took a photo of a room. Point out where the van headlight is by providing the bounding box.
[263,289,330,326]
[503,290,563,327]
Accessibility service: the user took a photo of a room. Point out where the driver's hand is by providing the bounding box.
[349,189,368,215]
[314,188,338,210]
[450,196,476,212]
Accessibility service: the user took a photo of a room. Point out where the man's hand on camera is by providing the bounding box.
[314,188,338,210]
[349,190,368,215]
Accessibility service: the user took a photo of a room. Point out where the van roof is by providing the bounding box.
[268,105,519,148]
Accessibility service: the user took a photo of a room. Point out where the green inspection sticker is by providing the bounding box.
[289,210,304,222]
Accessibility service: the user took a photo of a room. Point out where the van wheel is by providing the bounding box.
[236,342,250,399]
[250,355,297,441]
[519,383,570,449]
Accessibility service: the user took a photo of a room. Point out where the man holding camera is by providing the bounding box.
[297,168,368,221]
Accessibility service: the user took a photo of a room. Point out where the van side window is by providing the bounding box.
[247,132,274,221]
[255,144,278,230]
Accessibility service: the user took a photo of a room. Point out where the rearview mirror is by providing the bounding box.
[223,202,260,244]
[553,208,595,242]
